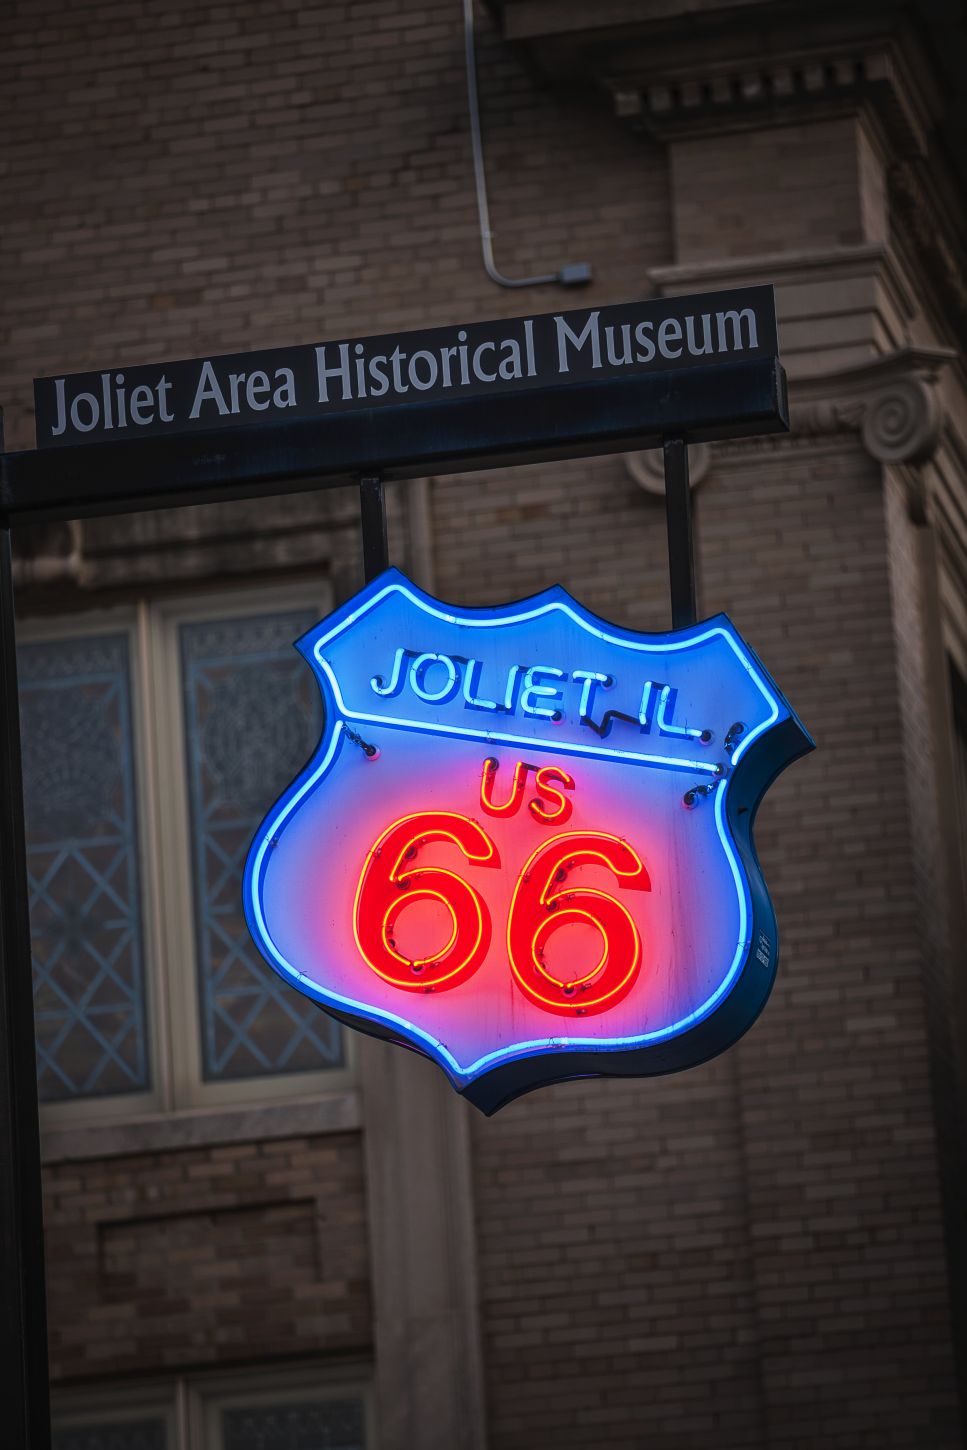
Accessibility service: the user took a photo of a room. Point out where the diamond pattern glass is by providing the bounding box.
[221,1399,365,1450]
[180,610,343,1080]
[20,634,149,1102]
[52,1420,166,1450]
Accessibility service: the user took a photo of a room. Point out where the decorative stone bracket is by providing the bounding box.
[790,348,955,521]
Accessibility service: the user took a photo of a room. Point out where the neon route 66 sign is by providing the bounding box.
[243,569,812,1113]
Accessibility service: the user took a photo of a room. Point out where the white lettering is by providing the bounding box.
[524,319,536,377]
[472,341,497,382]
[634,320,655,363]
[228,372,245,414]
[272,368,296,408]
[368,355,389,397]
[315,343,352,404]
[390,346,408,394]
[685,313,712,356]
[716,308,758,352]
[498,337,523,380]
[408,350,438,390]
[100,373,113,430]
[440,346,458,388]
[51,378,68,435]
[353,344,367,399]
[658,318,683,359]
[605,323,632,367]
[70,392,99,432]
[129,383,155,425]
[156,375,174,421]
[190,360,230,419]
[555,311,601,373]
[245,369,271,410]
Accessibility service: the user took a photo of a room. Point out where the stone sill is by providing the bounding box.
[41,1090,362,1165]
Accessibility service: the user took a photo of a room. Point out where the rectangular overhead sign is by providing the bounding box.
[34,286,778,449]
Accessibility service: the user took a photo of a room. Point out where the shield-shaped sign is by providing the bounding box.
[243,568,812,1113]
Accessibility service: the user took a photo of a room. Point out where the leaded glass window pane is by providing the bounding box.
[52,1419,166,1450]
[221,1399,365,1450]
[180,610,343,1080]
[20,634,149,1101]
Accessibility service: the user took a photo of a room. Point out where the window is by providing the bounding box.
[20,585,351,1121]
[53,1371,371,1450]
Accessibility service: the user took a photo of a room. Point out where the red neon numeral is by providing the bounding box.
[506,832,651,1016]
[353,812,498,992]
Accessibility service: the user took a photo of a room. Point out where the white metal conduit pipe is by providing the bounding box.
[462,0,592,290]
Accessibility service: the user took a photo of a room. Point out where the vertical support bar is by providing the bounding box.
[359,475,389,583]
[663,436,697,629]
[0,509,51,1448]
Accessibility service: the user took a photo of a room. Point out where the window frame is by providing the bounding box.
[19,603,167,1125]
[148,581,354,1109]
[23,580,356,1128]
[53,1364,374,1450]
[190,1365,375,1450]
[50,1380,179,1449]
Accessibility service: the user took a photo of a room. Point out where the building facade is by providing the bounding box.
[2,0,967,1446]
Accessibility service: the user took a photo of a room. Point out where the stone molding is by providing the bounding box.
[41,1089,362,1164]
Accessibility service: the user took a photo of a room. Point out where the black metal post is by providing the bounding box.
[0,503,52,1446]
[359,475,389,583]
[663,436,697,629]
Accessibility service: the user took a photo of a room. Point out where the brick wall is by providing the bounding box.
[463,438,962,1448]
[2,0,965,1446]
[0,0,665,454]
[44,1133,371,1381]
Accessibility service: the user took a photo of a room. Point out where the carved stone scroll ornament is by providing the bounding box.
[624,441,711,497]
[789,377,942,465]
[790,345,952,473]
[859,377,943,466]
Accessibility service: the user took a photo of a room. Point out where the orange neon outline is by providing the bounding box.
[479,756,529,817]
[353,811,497,991]
[506,831,650,1015]
[528,764,576,824]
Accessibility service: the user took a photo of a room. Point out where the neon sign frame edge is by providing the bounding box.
[242,567,814,1114]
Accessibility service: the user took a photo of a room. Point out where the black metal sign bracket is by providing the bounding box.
[359,475,389,584]
[662,437,697,629]
[357,443,698,627]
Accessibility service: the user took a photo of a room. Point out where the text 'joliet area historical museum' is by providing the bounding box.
[3,3,967,1450]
